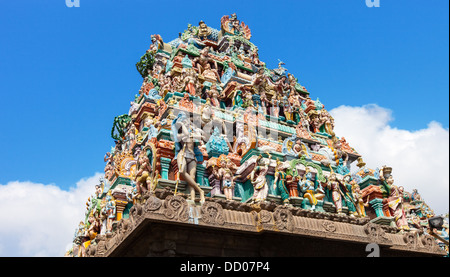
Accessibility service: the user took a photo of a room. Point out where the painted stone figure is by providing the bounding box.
[193,46,221,81]
[326,172,344,215]
[352,184,368,218]
[298,168,325,211]
[341,174,357,217]
[379,166,409,230]
[171,112,206,203]
[216,155,239,200]
[104,193,116,235]
[134,150,153,195]
[273,160,290,205]
[248,155,270,203]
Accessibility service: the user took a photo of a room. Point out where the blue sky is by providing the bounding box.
[0,0,448,189]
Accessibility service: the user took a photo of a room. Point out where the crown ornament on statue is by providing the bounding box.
[356,157,366,168]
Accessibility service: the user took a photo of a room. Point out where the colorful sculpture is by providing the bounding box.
[248,155,270,203]
[66,15,447,257]
[379,166,409,230]
[298,168,325,211]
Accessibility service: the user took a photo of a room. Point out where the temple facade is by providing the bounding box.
[65,15,448,257]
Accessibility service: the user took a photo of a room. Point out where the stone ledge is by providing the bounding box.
[85,187,446,257]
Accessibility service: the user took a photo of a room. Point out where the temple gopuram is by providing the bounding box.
[65,15,448,257]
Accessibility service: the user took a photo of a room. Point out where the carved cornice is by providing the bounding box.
[84,188,446,257]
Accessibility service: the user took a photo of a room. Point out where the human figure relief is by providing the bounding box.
[172,112,206,203]
[134,150,153,195]
[216,155,240,200]
[326,172,345,215]
[273,160,290,205]
[248,154,270,203]
[298,168,325,211]
[379,166,409,230]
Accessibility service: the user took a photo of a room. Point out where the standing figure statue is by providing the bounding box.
[216,155,240,201]
[326,172,344,215]
[341,174,358,217]
[273,160,290,205]
[379,166,409,230]
[134,149,153,195]
[172,112,206,203]
[193,46,221,81]
[352,184,369,218]
[104,193,116,235]
[248,154,270,203]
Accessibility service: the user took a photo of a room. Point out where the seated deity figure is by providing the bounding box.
[248,154,270,203]
[298,168,325,211]
[197,20,211,40]
[202,63,221,84]
[171,112,206,203]
[379,166,409,230]
[193,46,221,81]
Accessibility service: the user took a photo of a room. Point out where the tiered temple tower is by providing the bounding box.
[66,15,448,257]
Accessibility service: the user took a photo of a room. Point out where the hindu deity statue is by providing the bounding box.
[232,88,244,110]
[251,67,270,97]
[85,210,101,241]
[326,172,344,215]
[273,160,290,205]
[215,155,240,200]
[103,193,116,235]
[205,84,222,107]
[193,46,221,81]
[148,34,163,53]
[181,67,199,96]
[341,174,357,217]
[298,168,325,211]
[352,183,369,218]
[197,20,212,40]
[248,154,270,203]
[171,112,206,203]
[379,166,409,230]
[319,135,349,175]
[134,149,153,195]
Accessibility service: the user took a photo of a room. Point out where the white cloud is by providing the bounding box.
[330,104,449,215]
[0,173,103,257]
